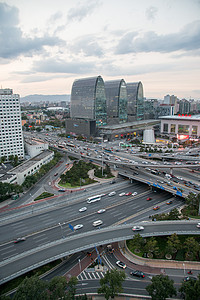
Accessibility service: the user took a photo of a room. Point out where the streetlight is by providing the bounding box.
[78,259,83,294]
[58,222,65,238]
[100,134,104,177]
[183,263,185,275]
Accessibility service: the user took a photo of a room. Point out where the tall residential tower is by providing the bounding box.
[0,89,24,160]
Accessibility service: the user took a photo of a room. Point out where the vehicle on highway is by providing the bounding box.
[130,270,145,278]
[146,197,152,201]
[166,200,173,205]
[54,173,58,176]
[14,237,26,243]
[119,192,126,196]
[132,226,144,231]
[125,192,132,196]
[58,189,66,192]
[157,180,164,184]
[92,220,103,227]
[132,192,137,196]
[87,195,102,203]
[108,191,116,196]
[183,276,197,282]
[74,224,83,230]
[196,223,200,228]
[110,180,116,184]
[153,206,160,210]
[79,207,87,212]
[97,209,106,214]
[133,172,139,175]
[116,261,126,269]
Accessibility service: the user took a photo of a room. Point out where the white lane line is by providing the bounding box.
[1,249,16,256]
[32,233,46,239]
[0,245,14,251]
[112,212,123,217]
[10,221,24,226]
[11,223,25,228]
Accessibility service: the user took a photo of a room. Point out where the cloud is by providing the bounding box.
[0,2,63,59]
[67,0,100,22]
[145,6,158,21]
[115,20,200,55]
[70,35,104,57]
[32,58,96,74]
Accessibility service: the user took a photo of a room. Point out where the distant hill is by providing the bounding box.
[20,94,70,103]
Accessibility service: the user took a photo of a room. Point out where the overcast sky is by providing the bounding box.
[0,0,200,99]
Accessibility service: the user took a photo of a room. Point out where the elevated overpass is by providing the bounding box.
[0,220,199,285]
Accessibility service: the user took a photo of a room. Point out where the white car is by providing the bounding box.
[79,207,87,212]
[119,192,126,197]
[74,224,83,230]
[132,192,138,196]
[132,226,144,231]
[97,209,106,214]
[116,261,126,269]
[177,176,183,180]
[196,223,200,228]
[108,191,116,196]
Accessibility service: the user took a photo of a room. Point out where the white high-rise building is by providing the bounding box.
[0,89,24,160]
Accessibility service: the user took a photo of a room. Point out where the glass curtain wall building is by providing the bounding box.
[105,79,128,124]
[126,82,144,121]
[70,76,107,126]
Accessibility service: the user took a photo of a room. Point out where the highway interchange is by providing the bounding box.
[0,132,200,297]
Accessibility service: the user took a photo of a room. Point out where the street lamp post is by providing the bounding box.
[183,263,185,275]
[58,222,65,238]
[78,259,82,294]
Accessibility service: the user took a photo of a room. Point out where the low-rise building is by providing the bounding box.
[25,138,49,158]
[0,150,54,185]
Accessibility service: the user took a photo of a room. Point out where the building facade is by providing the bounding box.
[70,76,107,126]
[160,114,200,139]
[0,89,24,160]
[127,82,144,122]
[105,79,128,124]
[24,138,49,158]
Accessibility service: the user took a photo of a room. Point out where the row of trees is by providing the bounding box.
[0,182,23,202]
[127,233,200,261]
[1,270,200,300]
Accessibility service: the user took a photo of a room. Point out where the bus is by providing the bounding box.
[87,194,104,204]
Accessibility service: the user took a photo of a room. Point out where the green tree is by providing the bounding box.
[98,269,126,299]
[146,274,177,300]
[144,237,159,257]
[168,208,181,220]
[184,237,200,260]
[13,275,48,300]
[179,274,200,300]
[48,276,67,300]
[66,276,78,300]
[131,233,144,251]
[166,233,181,255]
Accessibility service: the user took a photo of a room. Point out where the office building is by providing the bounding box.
[105,79,128,124]
[70,76,107,126]
[0,89,24,160]
[127,82,144,121]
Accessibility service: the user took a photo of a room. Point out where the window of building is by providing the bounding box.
[178,124,189,134]
[163,123,168,132]
[170,124,176,133]
[192,125,197,135]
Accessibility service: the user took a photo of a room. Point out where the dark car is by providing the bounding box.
[58,189,66,192]
[14,237,26,244]
[130,270,145,278]
[183,276,197,282]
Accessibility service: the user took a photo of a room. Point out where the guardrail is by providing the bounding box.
[0,220,198,284]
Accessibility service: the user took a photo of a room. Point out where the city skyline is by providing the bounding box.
[0,0,200,99]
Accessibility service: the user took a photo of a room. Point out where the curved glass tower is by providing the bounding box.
[105,79,127,124]
[70,76,107,126]
[126,81,144,120]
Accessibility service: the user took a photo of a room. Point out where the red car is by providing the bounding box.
[147,197,152,201]
[125,192,132,196]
